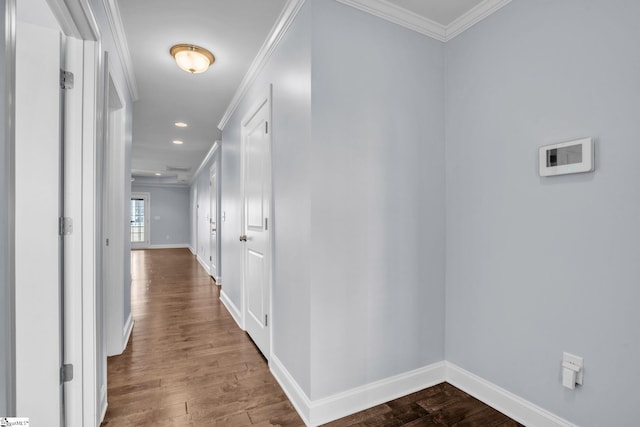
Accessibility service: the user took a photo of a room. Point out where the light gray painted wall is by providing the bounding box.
[221,1,312,394]
[309,0,445,399]
[220,0,446,399]
[444,1,640,425]
[132,185,190,246]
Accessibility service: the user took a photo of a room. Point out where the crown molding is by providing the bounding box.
[446,0,512,40]
[336,0,512,42]
[190,141,220,184]
[336,0,447,41]
[102,0,139,100]
[218,0,307,131]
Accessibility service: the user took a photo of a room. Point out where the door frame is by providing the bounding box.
[240,85,273,359]
[130,192,150,249]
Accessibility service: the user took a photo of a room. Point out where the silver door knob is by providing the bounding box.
[239,235,247,242]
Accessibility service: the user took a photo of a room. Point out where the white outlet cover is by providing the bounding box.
[563,352,584,385]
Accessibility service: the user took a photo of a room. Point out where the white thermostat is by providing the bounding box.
[539,137,594,177]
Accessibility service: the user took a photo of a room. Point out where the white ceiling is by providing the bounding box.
[117,0,493,184]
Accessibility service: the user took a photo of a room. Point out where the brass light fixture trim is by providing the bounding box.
[170,44,215,74]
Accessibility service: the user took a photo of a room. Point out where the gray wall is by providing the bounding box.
[444,1,640,425]
[220,0,446,400]
[132,185,190,246]
[309,0,445,399]
[221,1,312,395]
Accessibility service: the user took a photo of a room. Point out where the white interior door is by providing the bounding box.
[15,12,62,425]
[210,162,219,281]
[241,89,272,359]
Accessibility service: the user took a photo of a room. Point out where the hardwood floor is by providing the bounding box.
[102,248,522,426]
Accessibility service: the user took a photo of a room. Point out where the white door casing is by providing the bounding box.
[241,86,272,359]
[210,162,219,281]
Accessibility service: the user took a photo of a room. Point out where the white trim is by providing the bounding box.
[270,355,312,425]
[121,313,134,352]
[446,363,576,427]
[219,289,243,330]
[335,0,512,42]
[46,0,100,40]
[196,254,211,275]
[188,245,196,255]
[102,0,139,100]
[190,141,219,183]
[218,0,306,130]
[445,0,512,40]
[335,0,447,41]
[98,384,107,425]
[268,358,577,426]
[146,244,190,250]
[271,358,446,426]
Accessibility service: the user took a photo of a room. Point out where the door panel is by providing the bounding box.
[210,163,218,280]
[242,91,271,359]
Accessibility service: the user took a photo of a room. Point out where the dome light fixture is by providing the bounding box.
[174,122,188,128]
[170,44,215,74]
[172,140,184,145]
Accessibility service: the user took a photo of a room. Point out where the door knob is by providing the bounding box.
[239,235,247,242]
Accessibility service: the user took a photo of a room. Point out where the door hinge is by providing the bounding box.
[265,218,268,230]
[59,217,73,236]
[61,364,74,383]
[209,255,212,261]
[265,121,268,134]
[106,238,110,246]
[265,314,268,327]
[60,70,74,89]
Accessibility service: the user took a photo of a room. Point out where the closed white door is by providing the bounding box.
[241,90,271,359]
[210,163,218,280]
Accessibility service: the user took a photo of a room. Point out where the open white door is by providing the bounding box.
[241,88,272,359]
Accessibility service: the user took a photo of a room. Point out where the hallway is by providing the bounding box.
[102,248,303,426]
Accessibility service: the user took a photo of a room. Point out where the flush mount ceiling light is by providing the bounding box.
[174,122,188,127]
[170,44,215,74]
[172,140,184,145]
[155,173,161,176]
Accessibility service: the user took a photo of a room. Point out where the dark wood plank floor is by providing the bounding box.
[102,248,522,426]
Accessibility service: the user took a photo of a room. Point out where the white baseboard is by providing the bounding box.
[446,362,576,427]
[267,358,575,427]
[196,254,211,274]
[270,355,312,425]
[122,313,134,352]
[148,244,190,249]
[270,357,446,426]
[219,289,242,329]
[99,384,107,425]
[188,245,195,254]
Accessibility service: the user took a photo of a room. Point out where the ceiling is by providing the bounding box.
[117,0,490,185]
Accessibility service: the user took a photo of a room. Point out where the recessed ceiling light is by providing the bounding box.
[155,173,161,176]
[170,44,215,74]
[174,122,188,128]
[172,140,184,145]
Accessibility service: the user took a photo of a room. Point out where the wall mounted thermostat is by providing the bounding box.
[539,137,594,177]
